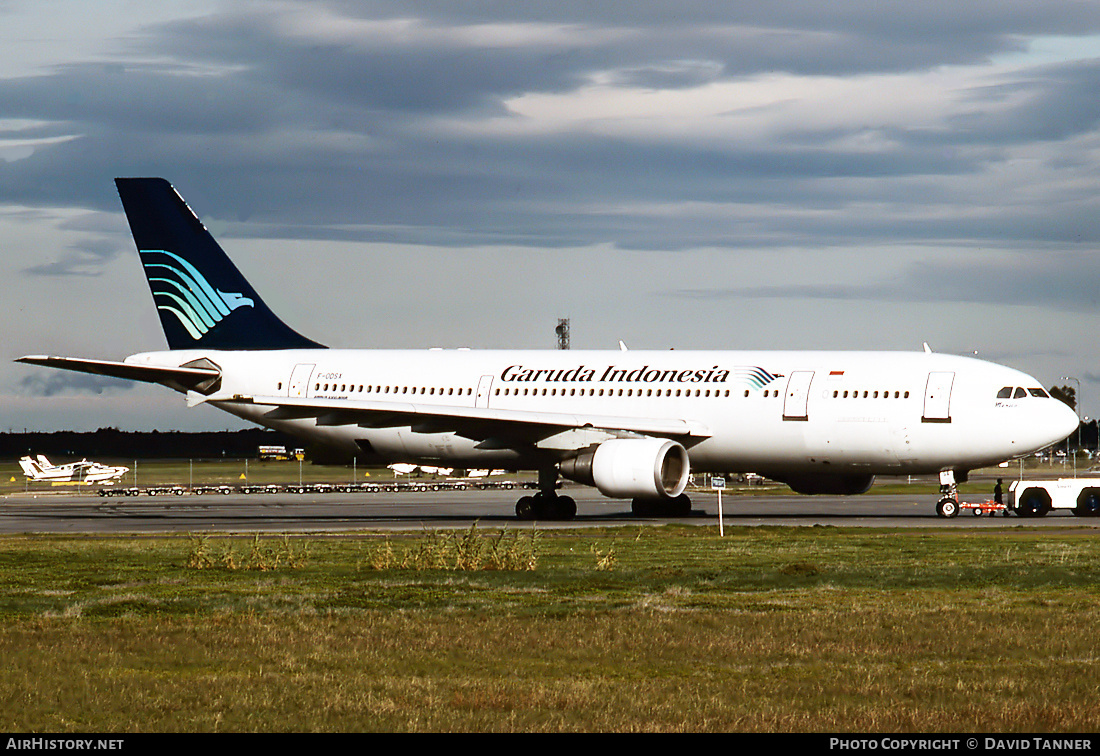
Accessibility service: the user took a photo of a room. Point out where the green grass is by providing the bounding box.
[1,526,1099,731]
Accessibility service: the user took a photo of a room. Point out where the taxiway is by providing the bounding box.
[1,488,1094,533]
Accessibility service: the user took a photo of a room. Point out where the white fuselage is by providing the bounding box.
[125,348,1079,480]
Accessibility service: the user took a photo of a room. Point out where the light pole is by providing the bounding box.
[1062,375,1081,474]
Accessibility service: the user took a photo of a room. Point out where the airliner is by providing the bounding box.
[17,178,1079,519]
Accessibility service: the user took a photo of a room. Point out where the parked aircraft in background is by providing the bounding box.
[466,469,507,479]
[19,455,129,484]
[17,178,1079,519]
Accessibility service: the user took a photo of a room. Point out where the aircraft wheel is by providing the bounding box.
[630,495,691,517]
[936,498,959,518]
[515,495,536,520]
[669,493,692,516]
[553,495,577,521]
[530,493,576,521]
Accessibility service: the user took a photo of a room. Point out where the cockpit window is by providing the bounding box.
[998,386,1051,400]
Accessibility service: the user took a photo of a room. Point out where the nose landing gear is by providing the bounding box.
[936,469,960,518]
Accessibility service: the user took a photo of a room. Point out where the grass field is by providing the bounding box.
[1,525,1098,732]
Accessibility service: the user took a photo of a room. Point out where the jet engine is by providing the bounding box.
[773,473,875,496]
[559,437,690,499]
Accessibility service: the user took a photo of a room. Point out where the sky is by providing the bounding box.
[4,0,1100,432]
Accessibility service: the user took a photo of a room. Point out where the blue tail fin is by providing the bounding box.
[115,178,324,350]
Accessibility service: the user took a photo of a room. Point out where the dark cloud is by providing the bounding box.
[2,1,1100,252]
[18,372,134,397]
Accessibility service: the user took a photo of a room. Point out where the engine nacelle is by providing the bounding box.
[774,473,875,496]
[559,438,690,499]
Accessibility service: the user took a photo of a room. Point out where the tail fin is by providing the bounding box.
[114,178,324,350]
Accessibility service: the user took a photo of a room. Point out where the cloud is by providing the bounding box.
[0,2,1098,254]
[18,372,134,397]
[667,250,1100,312]
[5,2,1100,426]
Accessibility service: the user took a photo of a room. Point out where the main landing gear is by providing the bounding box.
[631,494,692,517]
[515,468,576,521]
[512,468,694,520]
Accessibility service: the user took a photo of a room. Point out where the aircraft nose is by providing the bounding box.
[1050,400,1080,445]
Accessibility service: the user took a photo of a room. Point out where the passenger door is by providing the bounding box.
[475,375,494,408]
[922,371,954,423]
[288,363,316,398]
[783,371,815,421]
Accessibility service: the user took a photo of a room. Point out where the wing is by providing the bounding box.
[239,394,711,451]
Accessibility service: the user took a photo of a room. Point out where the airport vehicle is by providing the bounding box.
[952,498,1009,517]
[19,454,129,484]
[257,445,304,461]
[17,178,1079,519]
[1007,477,1100,517]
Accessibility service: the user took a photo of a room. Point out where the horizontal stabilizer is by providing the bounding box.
[16,355,221,393]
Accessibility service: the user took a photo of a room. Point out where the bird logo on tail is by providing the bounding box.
[141,249,254,340]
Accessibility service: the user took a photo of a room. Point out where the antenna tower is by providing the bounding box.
[555,318,570,350]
